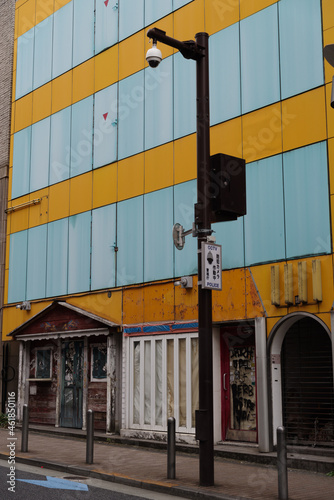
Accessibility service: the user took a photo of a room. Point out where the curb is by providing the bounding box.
[0,453,252,500]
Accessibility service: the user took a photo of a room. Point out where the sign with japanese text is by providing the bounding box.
[201,242,222,290]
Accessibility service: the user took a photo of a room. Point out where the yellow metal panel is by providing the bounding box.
[32,82,52,123]
[52,71,73,114]
[174,0,205,42]
[312,259,323,302]
[245,268,266,318]
[92,163,117,209]
[240,0,277,20]
[282,87,327,152]
[69,172,93,216]
[5,236,10,270]
[143,282,175,323]
[11,103,15,135]
[119,31,145,81]
[328,138,334,194]
[15,93,33,132]
[145,143,173,193]
[8,168,13,208]
[270,265,280,306]
[205,0,239,34]
[174,133,196,185]
[13,39,17,80]
[2,302,52,339]
[322,0,334,32]
[284,263,293,305]
[211,116,242,158]
[12,71,16,104]
[14,7,19,40]
[72,58,95,104]
[48,180,70,222]
[323,28,334,84]
[35,0,54,25]
[297,261,308,304]
[17,0,35,37]
[174,276,198,321]
[8,195,30,233]
[212,268,246,322]
[95,45,118,93]
[316,256,334,313]
[326,82,334,140]
[3,271,8,308]
[29,190,49,228]
[123,287,144,325]
[118,153,144,201]
[250,263,288,318]
[145,14,174,65]
[242,103,282,162]
[67,291,123,325]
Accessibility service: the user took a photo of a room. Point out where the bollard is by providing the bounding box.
[21,404,29,453]
[86,410,94,464]
[277,426,288,500]
[167,417,176,479]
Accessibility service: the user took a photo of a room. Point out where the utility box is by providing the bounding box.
[209,153,246,223]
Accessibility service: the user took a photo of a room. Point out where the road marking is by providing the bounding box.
[18,476,89,491]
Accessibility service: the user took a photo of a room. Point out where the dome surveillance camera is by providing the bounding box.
[146,41,162,68]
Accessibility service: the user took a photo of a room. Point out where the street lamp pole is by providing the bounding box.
[146,28,214,486]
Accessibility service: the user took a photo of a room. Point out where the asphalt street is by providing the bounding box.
[0,461,187,500]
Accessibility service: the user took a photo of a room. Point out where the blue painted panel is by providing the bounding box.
[26,225,47,300]
[118,71,144,160]
[71,96,93,176]
[244,155,285,265]
[283,142,331,258]
[174,52,196,139]
[95,0,119,54]
[46,218,69,297]
[33,16,53,90]
[117,196,144,285]
[145,0,172,25]
[8,230,28,303]
[52,2,73,78]
[279,0,323,99]
[240,5,280,113]
[174,180,197,276]
[91,204,116,289]
[209,24,241,125]
[73,0,95,67]
[16,27,34,99]
[30,117,50,192]
[145,57,173,150]
[12,127,31,199]
[213,218,245,270]
[93,84,118,168]
[50,106,71,184]
[144,187,173,282]
[119,0,144,41]
[173,0,193,9]
[68,212,91,294]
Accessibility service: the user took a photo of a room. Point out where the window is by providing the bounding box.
[129,333,198,432]
[91,345,107,381]
[35,348,52,379]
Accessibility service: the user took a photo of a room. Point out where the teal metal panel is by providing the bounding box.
[145,0,172,26]
[46,218,69,297]
[91,204,117,289]
[71,96,93,177]
[213,218,245,270]
[95,0,119,54]
[30,117,50,192]
[33,16,53,90]
[244,154,285,265]
[93,84,118,168]
[73,0,95,67]
[16,27,34,99]
[117,196,144,286]
[26,225,47,300]
[174,52,196,139]
[144,187,173,282]
[52,2,73,78]
[119,0,144,41]
[50,106,71,185]
[283,142,331,258]
[12,127,31,199]
[279,0,324,99]
[68,212,91,294]
[8,230,28,303]
[174,180,197,277]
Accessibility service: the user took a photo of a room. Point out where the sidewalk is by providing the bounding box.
[0,428,333,500]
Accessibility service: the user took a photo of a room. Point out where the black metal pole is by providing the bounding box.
[86,409,94,464]
[195,32,214,487]
[167,417,176,479]
[277,426,288,500]
[21,404,29,452]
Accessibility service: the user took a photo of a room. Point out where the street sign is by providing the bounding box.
[201,242,222,290]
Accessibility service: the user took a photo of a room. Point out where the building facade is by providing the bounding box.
[2,0,334,451]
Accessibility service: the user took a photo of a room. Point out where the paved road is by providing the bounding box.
[0,461,187,500]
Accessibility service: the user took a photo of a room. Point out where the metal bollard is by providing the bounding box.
[21,404,29,453]
[167,417,176,479]
[86,410,94,464]
[277,426,288,500]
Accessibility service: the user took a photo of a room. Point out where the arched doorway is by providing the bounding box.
[269,313,334,447]
[281,318,334,446]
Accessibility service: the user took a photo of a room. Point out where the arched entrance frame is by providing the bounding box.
[267,311,333,447]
